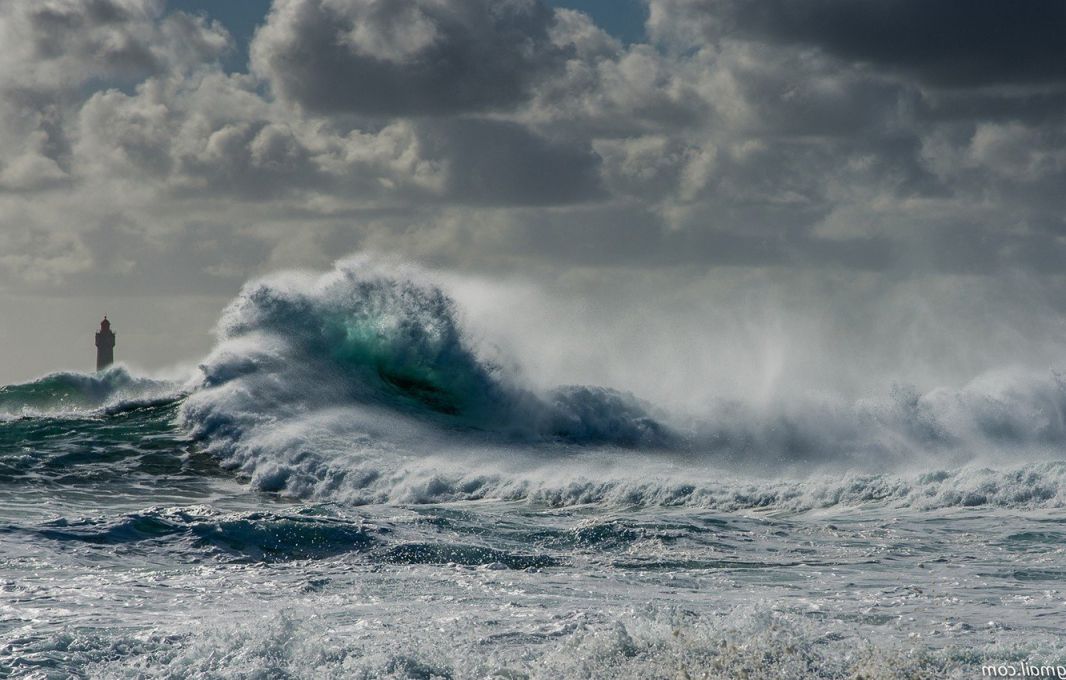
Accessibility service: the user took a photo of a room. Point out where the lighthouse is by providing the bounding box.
[95,316,116,371]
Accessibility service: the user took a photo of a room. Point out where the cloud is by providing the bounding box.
[524,10,709,136]
[2,0,1066,290]
[0,225,92,288]
[687,0,1066,88]
[0,100,71,192]
[0,0,231,93]
[69,69,441,203]
[0,0,232,192]
[416,118,604,205]
[251,0,567,116]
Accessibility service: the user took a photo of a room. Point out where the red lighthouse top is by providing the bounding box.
[100,316,111,331]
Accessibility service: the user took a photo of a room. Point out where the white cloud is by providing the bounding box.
[0,0,230,93]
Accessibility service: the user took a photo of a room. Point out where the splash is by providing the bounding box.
[167,256,1066,505]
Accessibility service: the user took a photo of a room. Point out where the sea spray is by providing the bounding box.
[169,256,1066,505]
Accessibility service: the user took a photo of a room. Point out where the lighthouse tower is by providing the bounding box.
[95,316,116,371]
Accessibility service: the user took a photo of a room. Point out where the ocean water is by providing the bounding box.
[4,259,1066,678]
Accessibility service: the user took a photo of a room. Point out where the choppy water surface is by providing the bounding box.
[4,259,1066,677]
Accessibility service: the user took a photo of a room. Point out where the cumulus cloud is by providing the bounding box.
[0,0,231,192]
[0,0,230,93]
[251,0,567,116]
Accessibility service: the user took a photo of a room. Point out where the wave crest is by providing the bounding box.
[0,366,178,418]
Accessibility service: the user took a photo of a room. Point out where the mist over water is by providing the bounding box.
[445,266,1066,407]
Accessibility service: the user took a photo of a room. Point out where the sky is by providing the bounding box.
[1,0,1065,397]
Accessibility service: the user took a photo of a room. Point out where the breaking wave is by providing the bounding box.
[175,257,676,501]
[182,258,670,447]
[165,256,1066,506]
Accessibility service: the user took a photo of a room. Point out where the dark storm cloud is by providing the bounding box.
[708,0,1066,88]
[251,0,568,116]
[916,89,1066,126]
[417,119,605,205]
